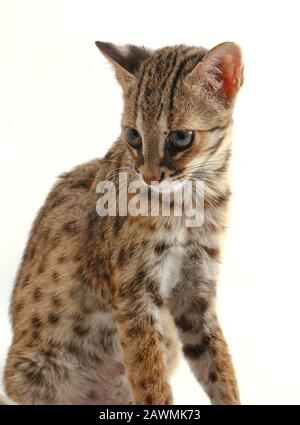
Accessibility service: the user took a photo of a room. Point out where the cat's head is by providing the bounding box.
[96,41,243,189]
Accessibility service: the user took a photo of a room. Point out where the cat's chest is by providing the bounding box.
[150,223,187,299]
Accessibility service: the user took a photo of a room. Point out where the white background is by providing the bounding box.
[1,0,300,405]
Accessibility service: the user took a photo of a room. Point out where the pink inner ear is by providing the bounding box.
[216,50,242,99]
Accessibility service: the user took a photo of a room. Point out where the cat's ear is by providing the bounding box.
[95,41,151,91]
[185,42,244,101]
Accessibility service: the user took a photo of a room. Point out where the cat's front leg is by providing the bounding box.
[171,293,240,405]
[114,271,173,405]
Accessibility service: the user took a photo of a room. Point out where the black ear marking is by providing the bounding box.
[95,41,151,76]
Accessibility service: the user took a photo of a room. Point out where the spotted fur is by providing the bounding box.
[3,41,243,405]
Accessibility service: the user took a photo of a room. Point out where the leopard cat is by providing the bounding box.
[2,41,243,405]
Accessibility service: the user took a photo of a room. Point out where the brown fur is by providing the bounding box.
[3,41,243,404]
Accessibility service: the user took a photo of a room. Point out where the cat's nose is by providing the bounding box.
[143,175,161,186]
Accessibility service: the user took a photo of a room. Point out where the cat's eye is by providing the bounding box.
[124,127,142,148]
[168,130,194,149]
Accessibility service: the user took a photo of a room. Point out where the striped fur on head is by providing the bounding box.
[96,41,243,188]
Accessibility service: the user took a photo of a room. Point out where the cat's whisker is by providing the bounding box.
[104,167,136,181]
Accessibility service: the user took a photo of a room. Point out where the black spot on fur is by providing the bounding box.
[63,221,78,234]
[73,325,90,337]
[145,395,153,404]
[31,330,40,340]
[33,287,42,301]
[202,245,220,259]
[87,390,98,400]
[15,302,25,313]
[103,272,111,284]
[183,337,210,359]
[25,370,44,386]
[87,211,98,239]
[41,349,54,357]
[136,269,146,282]
[118,247,126,266]
[71,179,91,190]
[190,250,201,261]
[153,294,163,307]
[20,330,28,338]
[48,313,60,325]
[58,255,67,264]
[175,315,194,332]
[209,371,218,383]
[203,336,211,346]
[38,261,46,274]
[52,295,62,307]
[22,273,31,287]
[148,223,157,231]
[52,271,59,282]
[154,243,169,255]
[31,315,42,327]
[66,343,81,356]
[113,215,123,236]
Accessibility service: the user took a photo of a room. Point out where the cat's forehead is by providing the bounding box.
[123,45,226,131]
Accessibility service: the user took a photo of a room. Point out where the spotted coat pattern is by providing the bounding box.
[4,41,243,405]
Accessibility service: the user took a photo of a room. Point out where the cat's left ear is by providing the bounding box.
[95,41,151,91]
[185,42,244,101]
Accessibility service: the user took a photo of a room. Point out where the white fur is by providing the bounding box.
[157,246,185,299]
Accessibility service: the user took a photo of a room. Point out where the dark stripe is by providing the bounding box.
[168,52,202,117]
[134,49,162,118]
[169,168,183,177]
[205,136,226,157]
[156,51,179,120]
[206,122,232,132]
[134,62,148,118]
[138,52,164,114]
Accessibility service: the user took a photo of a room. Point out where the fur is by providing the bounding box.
[3,41,243,404]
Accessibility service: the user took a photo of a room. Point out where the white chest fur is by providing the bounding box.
[153,223,187,299]
[157,246,185,298]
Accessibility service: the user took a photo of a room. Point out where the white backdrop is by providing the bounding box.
[1,0,300,404]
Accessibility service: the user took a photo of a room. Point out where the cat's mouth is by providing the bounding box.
[139,172,186,193]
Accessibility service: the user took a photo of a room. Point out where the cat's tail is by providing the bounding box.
[0,394,16,405]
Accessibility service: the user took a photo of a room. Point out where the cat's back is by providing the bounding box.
[21,157,103,260]
[10,157,111,328]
